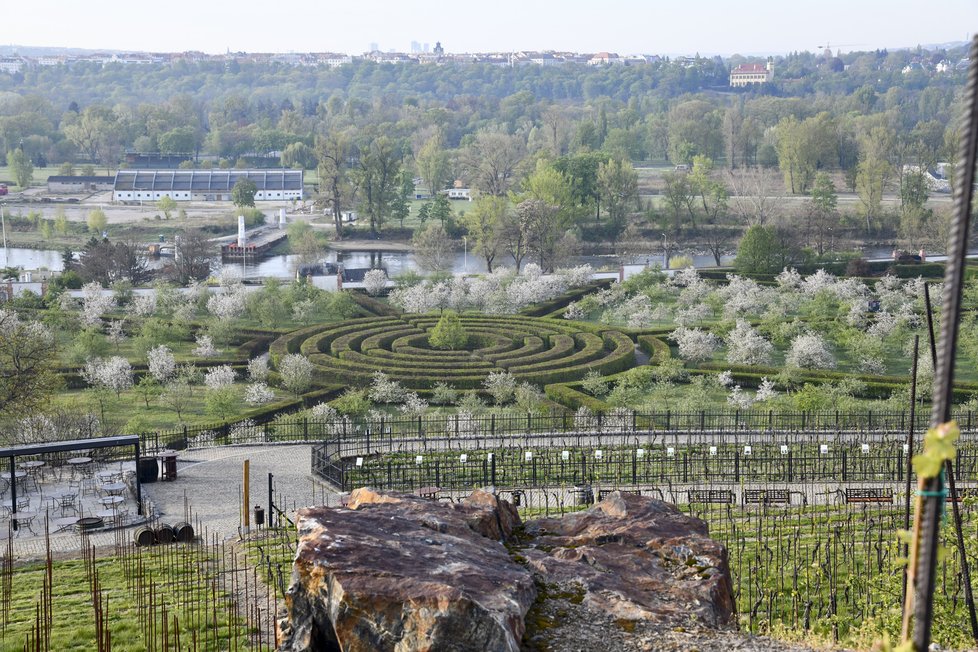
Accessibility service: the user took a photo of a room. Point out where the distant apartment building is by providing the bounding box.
[588,52,624,66]
[0,57,25,74]
[729,61,773,87]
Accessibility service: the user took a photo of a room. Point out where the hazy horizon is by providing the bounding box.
[3,0,974,57]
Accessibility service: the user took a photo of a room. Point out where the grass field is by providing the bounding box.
[3,542,264,651]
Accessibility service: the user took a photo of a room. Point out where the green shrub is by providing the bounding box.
[429,310,469,350]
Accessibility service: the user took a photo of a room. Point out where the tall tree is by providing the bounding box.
[689,156,730,265]
[806,172,840,256]
[412,223,454,273]
[352,135,403,236]
[661,171,697,234]
[316,131,352,239]
[0,309,59,420]
[463,195,508,273]
[855,126,894,235]
[463,130,524,197]
[521,159,579,228]
[171,229,212,284]
[231,178,257,208]
[596,158,638,235]
[899,168,932,249]
[416,135,450,197]
[6,148,33,189]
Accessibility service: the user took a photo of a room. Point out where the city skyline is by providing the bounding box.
[5,0,975,57]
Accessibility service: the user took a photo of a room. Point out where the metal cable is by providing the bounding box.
[913,34,978,651]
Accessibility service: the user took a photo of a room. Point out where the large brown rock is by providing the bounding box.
[278,489,535,652]
[522,491,736,628]
[277,490,736,652]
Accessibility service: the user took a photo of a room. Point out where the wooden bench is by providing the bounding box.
[947,487,978,502]
[687,489,734,504]
[845,488,893,504]
[416,486,441,500]
[742,488,803,506]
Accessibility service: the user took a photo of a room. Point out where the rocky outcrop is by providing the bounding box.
[522,491,736,629]
[277,489,735,652]
[278,488,535,652]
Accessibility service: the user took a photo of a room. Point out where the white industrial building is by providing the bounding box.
[112,169,303,202]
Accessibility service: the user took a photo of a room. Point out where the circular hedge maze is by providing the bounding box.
[270,314,636,390]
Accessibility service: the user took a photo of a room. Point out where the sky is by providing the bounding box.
[7,0,976,56]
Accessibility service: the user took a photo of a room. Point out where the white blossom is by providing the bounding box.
[564,301,586,320]
[670,267,701,288]
[193,335,218,357]
[244,382,275,405]
[247,354,269,382]
[674,302,712,326]
[671,327,719,363]
[776,267,802,290]
[81,282,114,327]
[727,385,754,409]
[574,406,598,431]
[786,332,836,370]
[363,269,388,296]
[83,356,133,395]
[484,370,517,405]
[310,402,338,420]
[400,392,428,418]
[858,356,887,375]
[204,365,235,389]
[867,311,898,338]
[725,320,774,366]
[755,377,778,402]
[369,371,407,404]
[279,353,314,394]
[716,370,734,387]
[207,287,247,320]
[292,298,317,322]
[130,294,156,317]
[107,320,126,346]
[58,292,77,312]
[147,345,177,382]
[602,407,632,431]
[219,266,243,288]
[800,269,837,296]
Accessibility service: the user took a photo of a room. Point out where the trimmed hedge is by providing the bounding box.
[637,335,671,364]
[544,383,612,412]
[496,334,577,369]
[348,291,400,316]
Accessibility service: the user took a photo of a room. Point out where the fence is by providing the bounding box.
[142,409,978,453]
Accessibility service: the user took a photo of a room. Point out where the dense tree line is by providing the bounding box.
[0,44,970,259]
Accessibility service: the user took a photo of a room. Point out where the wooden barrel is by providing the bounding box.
[156,523,175,544]
[134,526,156,547]
[173,521,194,543]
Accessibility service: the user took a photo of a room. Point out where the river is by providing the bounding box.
[0,245,940,281]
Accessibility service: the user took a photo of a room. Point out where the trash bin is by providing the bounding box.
[253,506,265,527]
[573,485,594,506]
[137,458,158,483]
